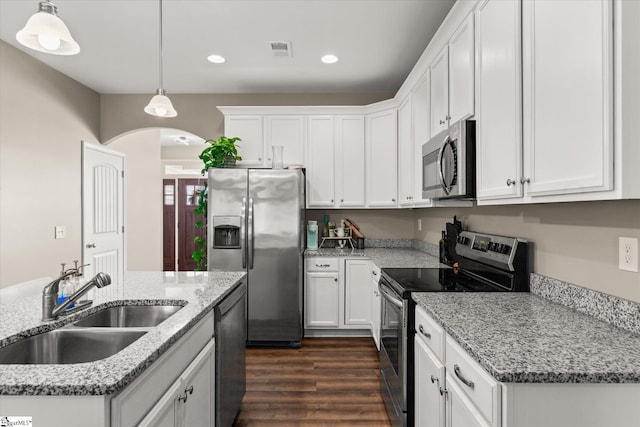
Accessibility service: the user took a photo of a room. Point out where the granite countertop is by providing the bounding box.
[305,247,443,269]
[413,292,640,384]
[0,270,246,396]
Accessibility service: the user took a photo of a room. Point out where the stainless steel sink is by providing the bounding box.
[0,329,147,364]
[73,304,183,327]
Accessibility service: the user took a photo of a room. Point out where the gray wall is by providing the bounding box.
[414,201,640,302]
[0,41,101,287]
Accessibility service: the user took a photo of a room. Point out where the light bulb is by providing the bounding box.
[154,107,168,117]
[38,32,61,51]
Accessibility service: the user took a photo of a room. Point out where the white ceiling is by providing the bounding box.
[0,0,455,95]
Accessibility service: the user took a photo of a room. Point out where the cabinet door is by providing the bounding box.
[412,71,434,207]
[264,115,305,167]
[370,279,381,350]
[181,340,214,427]
[522,0,613,196]
[415,337,445,427]
[305,272,340,328]
[344,260,372,326]
[448,13,475,124]
[306,116,336,207]
[446,372,492,427]
[137,381,180,427]
[366,109,398,207]
[336,115,366,207]
[430,46,449,137]
[398,96,414,206]
[475,0,523,200]
[224,116,264,167]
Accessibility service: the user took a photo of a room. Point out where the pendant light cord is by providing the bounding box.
[158,0,164,90]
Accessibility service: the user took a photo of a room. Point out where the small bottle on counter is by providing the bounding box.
[439,231,448,264]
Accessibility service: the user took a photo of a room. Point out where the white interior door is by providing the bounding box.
[82,141,125,288]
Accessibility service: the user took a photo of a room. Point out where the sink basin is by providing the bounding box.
[0,329,147,364]
[73,304,183,327]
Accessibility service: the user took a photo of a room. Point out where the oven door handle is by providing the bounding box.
[379,283,403,309]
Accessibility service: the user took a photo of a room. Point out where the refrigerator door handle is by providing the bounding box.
[241,196,247,269]
[248,197,255,269]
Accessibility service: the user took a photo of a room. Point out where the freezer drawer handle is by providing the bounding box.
[454,364,475,389]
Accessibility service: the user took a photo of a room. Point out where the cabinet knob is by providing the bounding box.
[340,199,344,203]
[258,157,262,161]
[430,375,439,386]
[445,115,451,120]
[506,179,516,187]
[439,387,448,397]
[334,278,338,282]
[439,119,446,125]
[372,271,377,276]
[330,199,334,203]
[418,324,431,339]
[185,385,194,395]
[86,242,96,249]
[520,177,531,184]
[392,198,396,202]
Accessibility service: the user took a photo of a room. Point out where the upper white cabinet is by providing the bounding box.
[411,71,434,207]
[222,112,305,168]
[306,116,336,208]
[430,13,475,138]
[224,115,264,167]
[521,0,612,197]
[475,0,523,200]
[264,115,305,167]
[366,109,398,207]
[306,115,366,208]
[397,96,415,207]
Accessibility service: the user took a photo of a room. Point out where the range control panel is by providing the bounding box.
[455,231,529,272]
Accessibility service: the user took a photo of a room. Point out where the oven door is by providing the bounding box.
[379,279,407,427]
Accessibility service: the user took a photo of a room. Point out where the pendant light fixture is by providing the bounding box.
[16,1,80,55]
[145,0,177,118]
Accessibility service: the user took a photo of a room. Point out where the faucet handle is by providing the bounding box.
[60,263,66,276]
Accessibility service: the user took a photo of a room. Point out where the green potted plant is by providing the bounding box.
[192,136,242,271]
[198,136,242,173]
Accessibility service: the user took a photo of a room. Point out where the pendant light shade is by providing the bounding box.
[144,89,177,118]
[145,0,177,118]
[16,1,80,55]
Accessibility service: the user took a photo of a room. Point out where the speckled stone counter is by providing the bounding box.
[412,292,640,383]
[305,247,443,269]
[0,271,245,395]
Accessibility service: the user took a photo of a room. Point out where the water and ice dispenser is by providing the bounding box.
[212,216,241,249]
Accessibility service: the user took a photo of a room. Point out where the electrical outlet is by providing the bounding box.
[418,219,422,231]
[619,237,638,272]
[55,226,66,239]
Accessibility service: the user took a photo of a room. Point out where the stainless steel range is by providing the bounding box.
[378,231,532,427]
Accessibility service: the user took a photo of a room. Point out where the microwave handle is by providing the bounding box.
[436,137,451,195]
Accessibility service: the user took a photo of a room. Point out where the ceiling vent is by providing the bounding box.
[270,41,292,57]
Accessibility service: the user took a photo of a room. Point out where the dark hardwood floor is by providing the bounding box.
[234,337,392,427]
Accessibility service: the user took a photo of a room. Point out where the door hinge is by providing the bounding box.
[121,170,125,178]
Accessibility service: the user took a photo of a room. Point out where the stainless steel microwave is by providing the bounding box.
[422,120,476,200]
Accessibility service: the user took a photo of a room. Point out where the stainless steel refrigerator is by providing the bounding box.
[207,168,305,344]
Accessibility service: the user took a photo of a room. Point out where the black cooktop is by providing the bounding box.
[381,267,510,298]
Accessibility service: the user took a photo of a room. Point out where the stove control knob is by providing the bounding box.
[502,244,511,254]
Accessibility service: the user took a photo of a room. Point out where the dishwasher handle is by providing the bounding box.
[215,281,247,319]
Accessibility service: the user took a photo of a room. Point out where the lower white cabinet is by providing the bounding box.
[305,257,374,333]
[414,333,445,427]
[446,372,492,427]
[139,339,215,427]
[370,264,382,350]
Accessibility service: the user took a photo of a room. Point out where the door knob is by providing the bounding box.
[506,179,516,187]
[86,242,96,248]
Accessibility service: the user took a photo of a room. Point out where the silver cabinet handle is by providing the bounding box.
[439,119,446,125]
[446,115,451,120]
[86,242,96,248]
[454,364,475,389]
[315,264,330,268]
[258,157,262,161]
[372,271,377,276]
[430,375,439,386]
[506,179,516,187]
[439,386,448,396]
[334,278,338,282]
[178,393,188,403]
[520,177,531,184]
[418,324,431,339]
[340,199,344,203]
[330,199,334,203]
[185,385,194,395]
[392,198,396,202]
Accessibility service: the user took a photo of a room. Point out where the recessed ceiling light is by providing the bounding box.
[207,54,226,64]
[321,54,339,64]
[176,136,189,146]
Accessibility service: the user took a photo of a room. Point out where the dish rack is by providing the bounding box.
[318,236,356,249]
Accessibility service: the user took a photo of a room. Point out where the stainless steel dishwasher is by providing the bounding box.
[214,280,247,427]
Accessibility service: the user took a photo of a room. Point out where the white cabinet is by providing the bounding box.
[397,96,415,207]
[521,0,613,197]
[223,113,305,168]
[430,13,475,138]
[475,0,523,200]
[370,264,381,350]
[264,115,305,167]
[344,259,372,326]
[224,115,264,167]
[415,331,446,427]
[305,257,340,328]
[446,372,492,427]
[411,71,434,207]
[477,0,615,204]
[139,340,214,427]
[366,109,398,207]
[306,115,366,208]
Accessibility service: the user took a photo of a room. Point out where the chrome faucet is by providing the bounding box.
[42,270,111,321]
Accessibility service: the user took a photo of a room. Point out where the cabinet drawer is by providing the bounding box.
[415,305,445,361]
[445,336,501,427]
[306,257,339,272]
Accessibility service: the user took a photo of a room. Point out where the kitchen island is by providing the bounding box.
[0,270,246,426]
